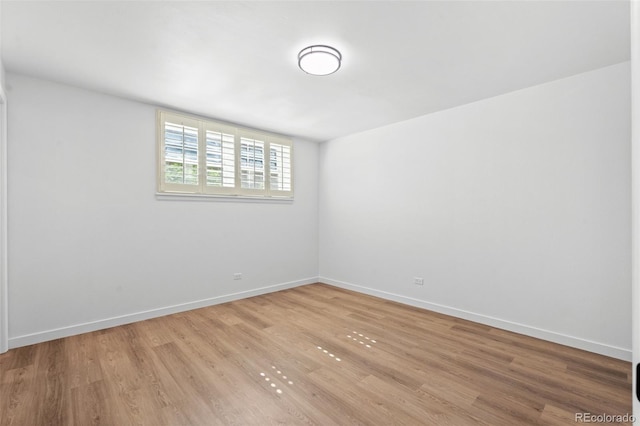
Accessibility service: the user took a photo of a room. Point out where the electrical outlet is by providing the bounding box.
[233,273,242,280]
[414,277,424,286]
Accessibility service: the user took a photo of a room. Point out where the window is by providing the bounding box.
[157,111,293,198]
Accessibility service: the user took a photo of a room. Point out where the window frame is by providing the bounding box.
[157,110,293,199]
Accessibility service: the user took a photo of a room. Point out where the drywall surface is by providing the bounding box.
[0,0,4,89]
[0,0,6,353]
[6,73,319,345]
[631,0,640,414]
[319,62,631,359]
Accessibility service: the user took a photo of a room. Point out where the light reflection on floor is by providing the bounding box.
[316,345,341,362]
[259,365,293,395]
[347,331,377,348]
[258,331,378,397]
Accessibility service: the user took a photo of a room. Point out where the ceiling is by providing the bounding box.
[1,1,630,142]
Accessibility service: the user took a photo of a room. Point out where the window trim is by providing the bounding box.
[157,110,293,199]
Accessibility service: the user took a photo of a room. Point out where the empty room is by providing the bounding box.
[0,1,639,425]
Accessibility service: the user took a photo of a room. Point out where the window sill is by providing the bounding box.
[155,192,294,203]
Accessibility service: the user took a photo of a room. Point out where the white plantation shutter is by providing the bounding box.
[268,140,292,196]
[239,134,266,195]
[157,110,293,198]
[204,122,236,195]
[159,112,200,192]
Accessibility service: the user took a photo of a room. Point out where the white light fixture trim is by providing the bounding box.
[298,45,342,76]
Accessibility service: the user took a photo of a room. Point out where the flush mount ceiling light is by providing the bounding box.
[298,45,342,76]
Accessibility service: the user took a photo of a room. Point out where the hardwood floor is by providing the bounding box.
[0,283,632,425]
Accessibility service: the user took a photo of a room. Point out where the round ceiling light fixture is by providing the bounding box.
[298,45,342,76]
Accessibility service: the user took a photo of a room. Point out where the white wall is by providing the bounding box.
[0,0,7,353]
[631,0,640,415]
[0,0,4,90]
[0,9,4,90]
[319,62,631,360]
[6,73,319,346]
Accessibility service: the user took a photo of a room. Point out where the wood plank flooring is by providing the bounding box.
[0,283,632,425]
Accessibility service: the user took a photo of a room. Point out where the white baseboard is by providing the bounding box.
[9,277,318,349]
[10,276,631,362]
[319,276,632,361]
